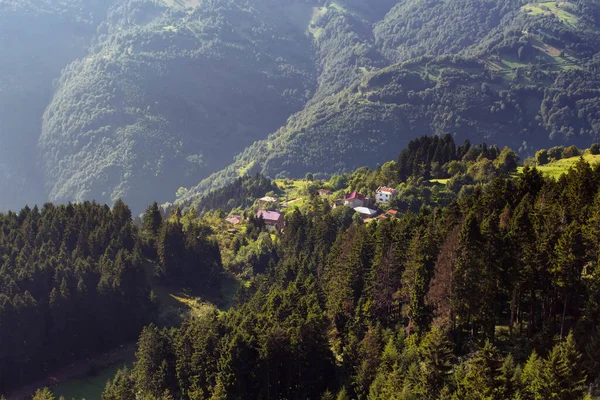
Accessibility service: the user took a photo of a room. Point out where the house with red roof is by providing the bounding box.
[344,192,366,208]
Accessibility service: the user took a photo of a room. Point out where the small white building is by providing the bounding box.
[376,187,398,204]
[354,207,378,218]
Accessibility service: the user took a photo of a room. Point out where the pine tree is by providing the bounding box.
[418,328,454,398]
[102,367,136,400]
[454,341,502,400]
[142,202,163,235]
[521,351,544,400]
[32,388,55,400]
[553,223,585,339]
[541,333,587,400]
[452,212,486,336]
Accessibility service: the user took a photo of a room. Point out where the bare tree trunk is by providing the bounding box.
[528,290,536,337]
[560,293,568,341]
[519,304,524,336]
[509,288,517,338]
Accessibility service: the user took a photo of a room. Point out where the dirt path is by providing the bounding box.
[5,344,136,400]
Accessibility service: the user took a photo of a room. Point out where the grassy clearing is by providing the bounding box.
[429,178,450,185]
[52,351,135,400]
[521,2,580,26]
[238,161,256,177]
[309,6,328,37]
[274,178,312,211]
[518,153,600,179]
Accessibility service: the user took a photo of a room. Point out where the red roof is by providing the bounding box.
[377,187,397,194]
[345,192,365,201]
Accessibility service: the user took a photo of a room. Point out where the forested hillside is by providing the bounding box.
[2,136,600,399]
[99,138,600,400]
[39,0,317,211]
[0,199,223,396]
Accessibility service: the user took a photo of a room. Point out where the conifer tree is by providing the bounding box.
[418,328,454,398]
[454,341,502,400]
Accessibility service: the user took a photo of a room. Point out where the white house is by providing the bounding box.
[376,187,398,204]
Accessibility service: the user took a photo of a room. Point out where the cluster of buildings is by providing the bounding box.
[225,186,400,232]
[332,187,398,219]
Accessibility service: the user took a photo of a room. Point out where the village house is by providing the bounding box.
[258,196,278,210]
[225,215,242,225]
[376,187,398,204]
[344,192,366,208]
[318,189,332,197]
[257,210,284,231]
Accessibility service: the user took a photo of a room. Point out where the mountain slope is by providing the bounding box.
[39,0,317,211]
[2,0,600,211]
[176,0,600,206]
[0,0,114,210]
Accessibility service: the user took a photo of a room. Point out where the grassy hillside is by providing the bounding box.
[520,153,600,178]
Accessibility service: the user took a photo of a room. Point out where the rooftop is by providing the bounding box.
[345,192,366,201]
[257,210,282,221]
[377,186,397,194]
[354,207,378,216]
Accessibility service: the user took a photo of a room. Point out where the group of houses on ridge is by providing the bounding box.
[332,187,399,219]
[225,186,400,232]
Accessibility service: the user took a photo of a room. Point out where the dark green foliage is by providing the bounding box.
[536,149,550,165]
[398,135,457,181]
[563,145,581,158]
[0,201,154,393]
[100,141,600,399]
[156,214,222,291]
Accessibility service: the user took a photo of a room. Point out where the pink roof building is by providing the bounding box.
[257,210,284,230]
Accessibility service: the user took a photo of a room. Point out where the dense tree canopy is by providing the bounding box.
[104,140,600,399]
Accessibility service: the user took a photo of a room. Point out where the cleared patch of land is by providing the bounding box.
[521,2,580,26]
[518,153,600,179]
[429,178,450,185]
[309,6,328,38]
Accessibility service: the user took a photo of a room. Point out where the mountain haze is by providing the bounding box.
[1,0,600,211]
